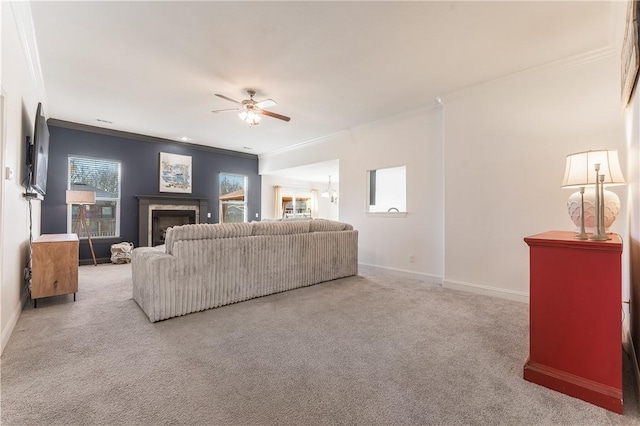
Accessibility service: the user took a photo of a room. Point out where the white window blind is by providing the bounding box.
[68,156,121,238]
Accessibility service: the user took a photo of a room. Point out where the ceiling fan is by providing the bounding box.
[212,90,291,126]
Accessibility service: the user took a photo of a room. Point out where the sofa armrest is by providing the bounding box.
[132,247,177,322]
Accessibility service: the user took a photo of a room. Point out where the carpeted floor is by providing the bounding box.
[1,263,640,425]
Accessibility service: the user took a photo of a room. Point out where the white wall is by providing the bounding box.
[261,106,445,282]
[1,2,43,353]
[261,53,624,301]
[443,54,626,302]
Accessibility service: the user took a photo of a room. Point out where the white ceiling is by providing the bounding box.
[30,1,614,156]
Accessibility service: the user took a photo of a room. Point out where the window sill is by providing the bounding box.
[366,212,408,218]
[77,236,122,243]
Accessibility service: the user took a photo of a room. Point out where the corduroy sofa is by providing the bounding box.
[132,219,358,322]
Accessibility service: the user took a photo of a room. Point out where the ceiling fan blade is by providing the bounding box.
[261,109,291,122]
[212,108,241,113]
[255,99,277,109]
[215,94,242,105]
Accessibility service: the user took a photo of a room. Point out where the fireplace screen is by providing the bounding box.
[151,210,196,246]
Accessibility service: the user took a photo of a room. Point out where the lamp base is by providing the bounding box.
[567,188,620,233]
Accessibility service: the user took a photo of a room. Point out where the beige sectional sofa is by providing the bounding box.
[132,219,358,322]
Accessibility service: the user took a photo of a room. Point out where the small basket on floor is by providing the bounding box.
[110,242,134,264]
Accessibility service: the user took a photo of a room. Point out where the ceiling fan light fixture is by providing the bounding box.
[213,90,289,125]
[239,109,261,126]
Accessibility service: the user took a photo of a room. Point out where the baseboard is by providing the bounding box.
[79,257,111,266]
[358,263,443,286]
[1,291,29,355]
[443,278,529,304]
[524,359,623,414]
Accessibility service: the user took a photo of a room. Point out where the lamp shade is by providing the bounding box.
[561,149,625,188]
[66,190,96,205]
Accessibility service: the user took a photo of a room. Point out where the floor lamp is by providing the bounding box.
[66,190,97,266]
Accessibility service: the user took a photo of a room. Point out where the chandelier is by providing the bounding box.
[321,175,338,204]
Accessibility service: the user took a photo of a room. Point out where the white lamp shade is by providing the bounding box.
[66,190,96,205]
[561,149,625,188]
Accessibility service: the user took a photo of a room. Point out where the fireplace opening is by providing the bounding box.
[152,210,196,247]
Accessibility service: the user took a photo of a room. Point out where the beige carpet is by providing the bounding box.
[1,263,639,425]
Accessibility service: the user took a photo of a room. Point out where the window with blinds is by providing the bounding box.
[67,156,121,238]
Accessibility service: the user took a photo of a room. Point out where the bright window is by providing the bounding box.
[282,193,312,219]
[219,173,247,223]
[367,165,407,213]
[68,156,121,238]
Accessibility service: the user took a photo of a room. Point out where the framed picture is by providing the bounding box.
[622,0,639,107]
[159,152,192,193]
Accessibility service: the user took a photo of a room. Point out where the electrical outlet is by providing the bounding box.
[408,255,416,263]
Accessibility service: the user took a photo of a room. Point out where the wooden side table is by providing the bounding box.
[524,231,623,413]
[31,233,79,307]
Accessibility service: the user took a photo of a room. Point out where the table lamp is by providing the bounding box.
[66,190,97,266]
[561,149,625,240]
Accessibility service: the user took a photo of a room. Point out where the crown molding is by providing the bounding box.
[439,46,619,105]
[47,119,258,160]
[259,129,348,159]
[10,1,47,104]
[261,47,617,158]
[260,100,444,160]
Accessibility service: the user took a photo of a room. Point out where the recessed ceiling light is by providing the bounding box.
[96,118,113,124]
[179,136,190,142]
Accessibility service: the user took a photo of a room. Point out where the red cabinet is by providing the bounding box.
[524,231,622,413]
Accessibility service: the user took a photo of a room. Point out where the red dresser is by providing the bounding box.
[524,231,623,413]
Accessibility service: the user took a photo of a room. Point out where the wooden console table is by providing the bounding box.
[524,231,622,413]
[31,233,79,307]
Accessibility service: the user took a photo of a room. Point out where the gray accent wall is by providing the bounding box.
[41,122,261,262]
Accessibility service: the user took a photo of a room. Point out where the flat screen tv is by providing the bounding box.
[27,102,50,197]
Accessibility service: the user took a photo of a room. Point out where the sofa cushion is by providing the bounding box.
[252,220,310,236]
[309,219,353,232]
[165,223,253,254]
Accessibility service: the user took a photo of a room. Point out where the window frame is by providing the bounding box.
[67,155,122,239]
[366,165,408,218]
[219,173,248,223]
[281,191,313,219]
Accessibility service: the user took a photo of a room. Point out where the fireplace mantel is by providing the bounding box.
[136,195,208,247]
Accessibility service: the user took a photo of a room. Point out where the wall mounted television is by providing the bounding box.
[26,102,50,197]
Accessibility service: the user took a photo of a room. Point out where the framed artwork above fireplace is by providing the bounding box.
[159,152,192,193]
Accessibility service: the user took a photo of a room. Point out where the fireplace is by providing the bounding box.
[136,195,208,247]
[151,210,196,247]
